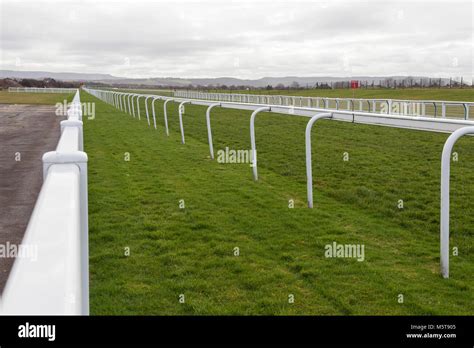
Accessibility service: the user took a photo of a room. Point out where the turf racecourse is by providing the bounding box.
[0,90,74,105]
[207,88,474,101]
[82,91,474,315]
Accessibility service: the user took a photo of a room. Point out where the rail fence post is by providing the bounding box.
[42,151,89,314]
[178,101,190,144]
[60,120,84,151]
[131,95,136,117]
[151,97,161,129]
[127,94,132,115]
[205,103,221,159]
[163,99,171,136]
[305,113,333,208]
[136,95,143,120]
[145,96,152,126]
[122,94,127,113]
[250,106,271,181]
[440,126,474,278]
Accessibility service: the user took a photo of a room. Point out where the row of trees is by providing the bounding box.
[16,76,467,92]
[0,78,82,89]
[330,77,469,89]
[259,78,469,90]
[151,78,470,92]
[175,77,470,91]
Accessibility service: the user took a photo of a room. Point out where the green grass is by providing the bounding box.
[206,88,474,101]
[0,91,74,104]
[83,91,474,315]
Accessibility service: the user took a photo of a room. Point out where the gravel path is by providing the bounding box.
[0,104,64,292]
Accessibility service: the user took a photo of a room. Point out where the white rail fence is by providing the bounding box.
[85,87,474,279]
[174,90,473,120]
[1,89,89,315]
[8,87,77,93]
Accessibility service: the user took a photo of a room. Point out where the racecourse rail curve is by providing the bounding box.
[84,87,474,279]
[1,89,89,315]
[174,90,474,120]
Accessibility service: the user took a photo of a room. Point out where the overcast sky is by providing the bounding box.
[0,0,472,81]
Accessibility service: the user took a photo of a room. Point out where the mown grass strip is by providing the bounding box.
[83,91,473,315]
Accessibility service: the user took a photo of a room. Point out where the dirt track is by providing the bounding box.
[0,104,64,292]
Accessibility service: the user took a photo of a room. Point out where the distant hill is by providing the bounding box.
[96,76,454,88]
[0,70,119,81]
[0,70,457,87]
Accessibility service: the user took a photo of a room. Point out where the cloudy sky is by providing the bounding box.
[0,0,472,81]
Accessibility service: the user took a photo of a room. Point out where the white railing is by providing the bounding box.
[101,88,474,133]
[8,87,77,93]
[1,89,89,315]
[85,87,474,279]
[174,90,473,120]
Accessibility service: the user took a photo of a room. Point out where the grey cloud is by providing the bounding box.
[0,0,471,81]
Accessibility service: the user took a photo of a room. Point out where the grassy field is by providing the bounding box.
[205,88,474,101]
[83,90,474,315]
[0,90,75,104]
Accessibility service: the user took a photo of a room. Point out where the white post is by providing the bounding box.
[60,120,84,151]
[42,151,89,314]
[163,99,171,136]
[463,104,469,120]
[144,96,152,126]
[136,95,143,120]
[122,94,127,113]
[305,113,332,208]
[151,97,161,129]
[205,103,221,159]
[128,94,132,115]
[250,106,271,181]
[131,95,136,117]
[178,101,190,144]
[440,126,474,278]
